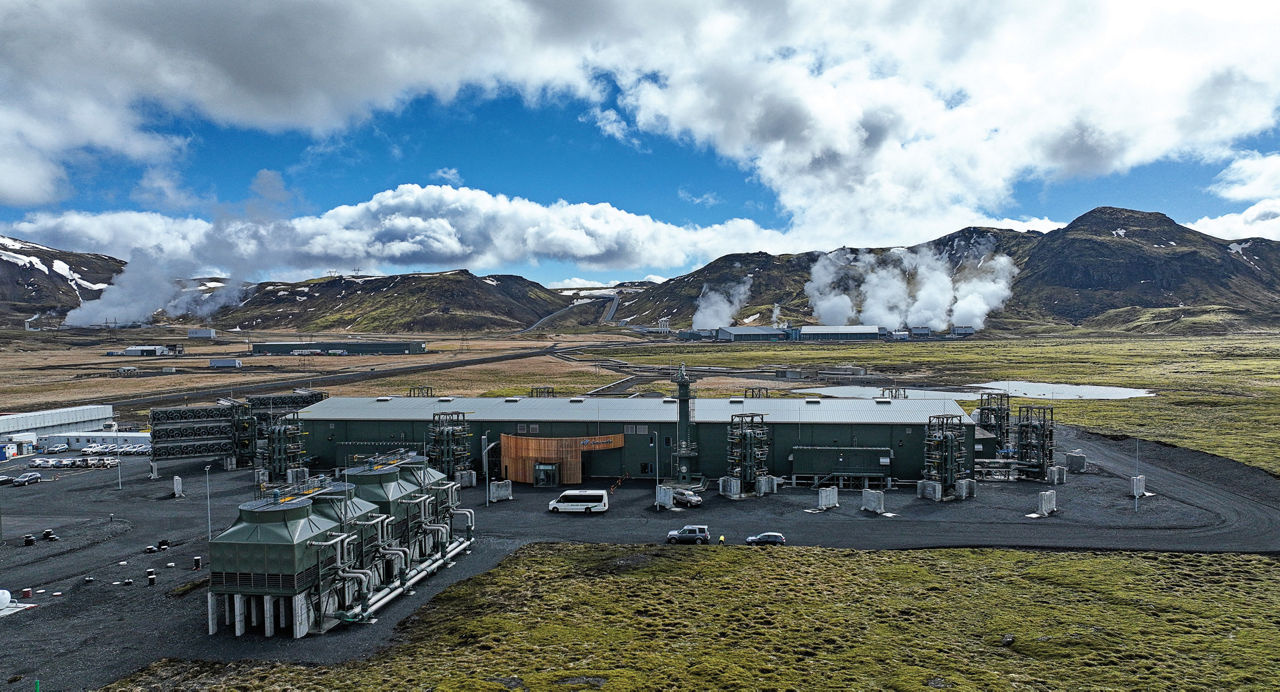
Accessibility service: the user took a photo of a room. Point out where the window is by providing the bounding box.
[975,444,984,452]
[517,424,527,433]
[664,436,672,447]
[624,424,636,435]
[529,424,540,433]
[636,424,648,435]
[640,462,653,474]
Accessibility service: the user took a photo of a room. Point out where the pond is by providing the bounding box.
[796,380,1153,400]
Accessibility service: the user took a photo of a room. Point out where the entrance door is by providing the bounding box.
[533,463,560,487]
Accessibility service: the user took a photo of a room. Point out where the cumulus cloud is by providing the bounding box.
[2,1,1279,250]
[548,277,621,288]
[1208,152,1280,202]
[431,167,463,185]
[1189,200,1280,242]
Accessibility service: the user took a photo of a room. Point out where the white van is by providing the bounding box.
[548,490,609,513]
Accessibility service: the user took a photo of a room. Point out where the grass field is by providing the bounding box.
[580,335,1280,476]
[115,543,1280,691]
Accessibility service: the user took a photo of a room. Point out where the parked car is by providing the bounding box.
[29,458,47,468]
[547,490,609,513]
[103,457,119,468]
[671,488,703,507]
[46,444,68,453]
[666,525,711,544]
[58,459,75,468]
[0,475,13,485]
[745,532,787,546]
[13,472,42,486]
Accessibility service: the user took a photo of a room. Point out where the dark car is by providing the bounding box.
[666,525,711,544]
[671,488,703,507]
[0,475,13,485]
[13,472,42,487]
[745,532,786,546]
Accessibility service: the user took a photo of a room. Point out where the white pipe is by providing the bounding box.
[453,508,475,539]
[425,523,449,553]
[364,538,473,616]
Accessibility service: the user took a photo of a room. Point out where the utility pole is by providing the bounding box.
[205,465,213,541]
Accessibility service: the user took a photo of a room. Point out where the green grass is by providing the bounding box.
[114,544,1280,690]
[581,335,1280,476]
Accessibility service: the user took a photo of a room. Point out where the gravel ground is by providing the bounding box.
[1,426,1278,690]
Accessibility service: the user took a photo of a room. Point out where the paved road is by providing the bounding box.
[3,426,1279,689]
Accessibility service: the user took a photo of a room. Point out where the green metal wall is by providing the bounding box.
[302,415,973,482]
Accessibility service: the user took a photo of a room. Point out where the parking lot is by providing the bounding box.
[3,425,1280,689]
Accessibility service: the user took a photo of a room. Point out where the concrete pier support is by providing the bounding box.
[263,595,275,637]
[233,594,246,637]
[207,593,219,635]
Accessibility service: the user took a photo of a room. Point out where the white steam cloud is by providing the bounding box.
[803,248,1019,331]
[692,277,752,329]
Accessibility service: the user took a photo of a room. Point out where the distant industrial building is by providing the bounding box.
[38,431,150,451]
[210,358,243,368]
[297,390,975,486]
[188,328,217,339]
[251,341,427,355]
[715,326,787,342]
[788,325,882,341]
[0,405,114,438]
[909,326,932,338]
[121,345,172,356]
[951,325,976,336]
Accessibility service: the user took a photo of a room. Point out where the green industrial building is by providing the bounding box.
[251,341,428,355]
[297,385,976,487]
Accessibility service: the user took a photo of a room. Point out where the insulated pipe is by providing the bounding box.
[363,538,474,617]
[379,547,411,578]
[356,514,389,543]
[453,508,475,540]
[425,524,450,554]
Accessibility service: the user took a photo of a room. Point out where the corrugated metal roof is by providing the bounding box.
[797,325,880,334]
[718,326,785,335]
[298,396,970,426]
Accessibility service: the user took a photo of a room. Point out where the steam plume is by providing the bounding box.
[692,277,752,329]
[802,246,1018,330]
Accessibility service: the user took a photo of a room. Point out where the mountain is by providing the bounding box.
[4,206,1278,334]
[616,207,1280,334]
[0,235,124,327]
[209,270,571,332]
[1001,207,1280,331]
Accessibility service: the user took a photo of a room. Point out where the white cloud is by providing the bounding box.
[678,188,722,207]
[3,1,1280,249]
[1208,152,1280,202]
[1189,200,1280,241]
[642,274,667,284]
[549,277,621,288]
[431,167,463,185]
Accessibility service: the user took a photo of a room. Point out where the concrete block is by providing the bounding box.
[817,486,839,510]
[292,593,309,639]
[488,480,513,502]
[1048,466,1067,485]
[655,485,674,509]
[917,480,943,502]
[860,489,885,513]
[263,595,275,638]
[1131,475,1145,498]
[207,593,218,635]
[755,475,779,495]
[454,470,477,488]
[1064,451,1087,473]
[955,478,976,499]
[1038,490,1057,516]
[719,476,741,497]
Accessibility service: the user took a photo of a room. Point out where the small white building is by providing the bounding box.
[123,345,170,356]
[188,328,217,339]
[38,431,151,451]
[0,405,115,437]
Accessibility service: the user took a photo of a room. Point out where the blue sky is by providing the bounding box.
[3,1,1280,294]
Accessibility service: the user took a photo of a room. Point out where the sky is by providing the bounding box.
[3,0,1280,290]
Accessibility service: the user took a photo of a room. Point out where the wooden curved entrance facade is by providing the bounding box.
[500,433,624,484]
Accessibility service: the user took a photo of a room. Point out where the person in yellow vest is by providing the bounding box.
[718,534,725,545]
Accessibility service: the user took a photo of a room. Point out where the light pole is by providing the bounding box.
[116,457,122,490]
[651,432,660,510]
[481,431,500,507]
[204,465,212,541]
